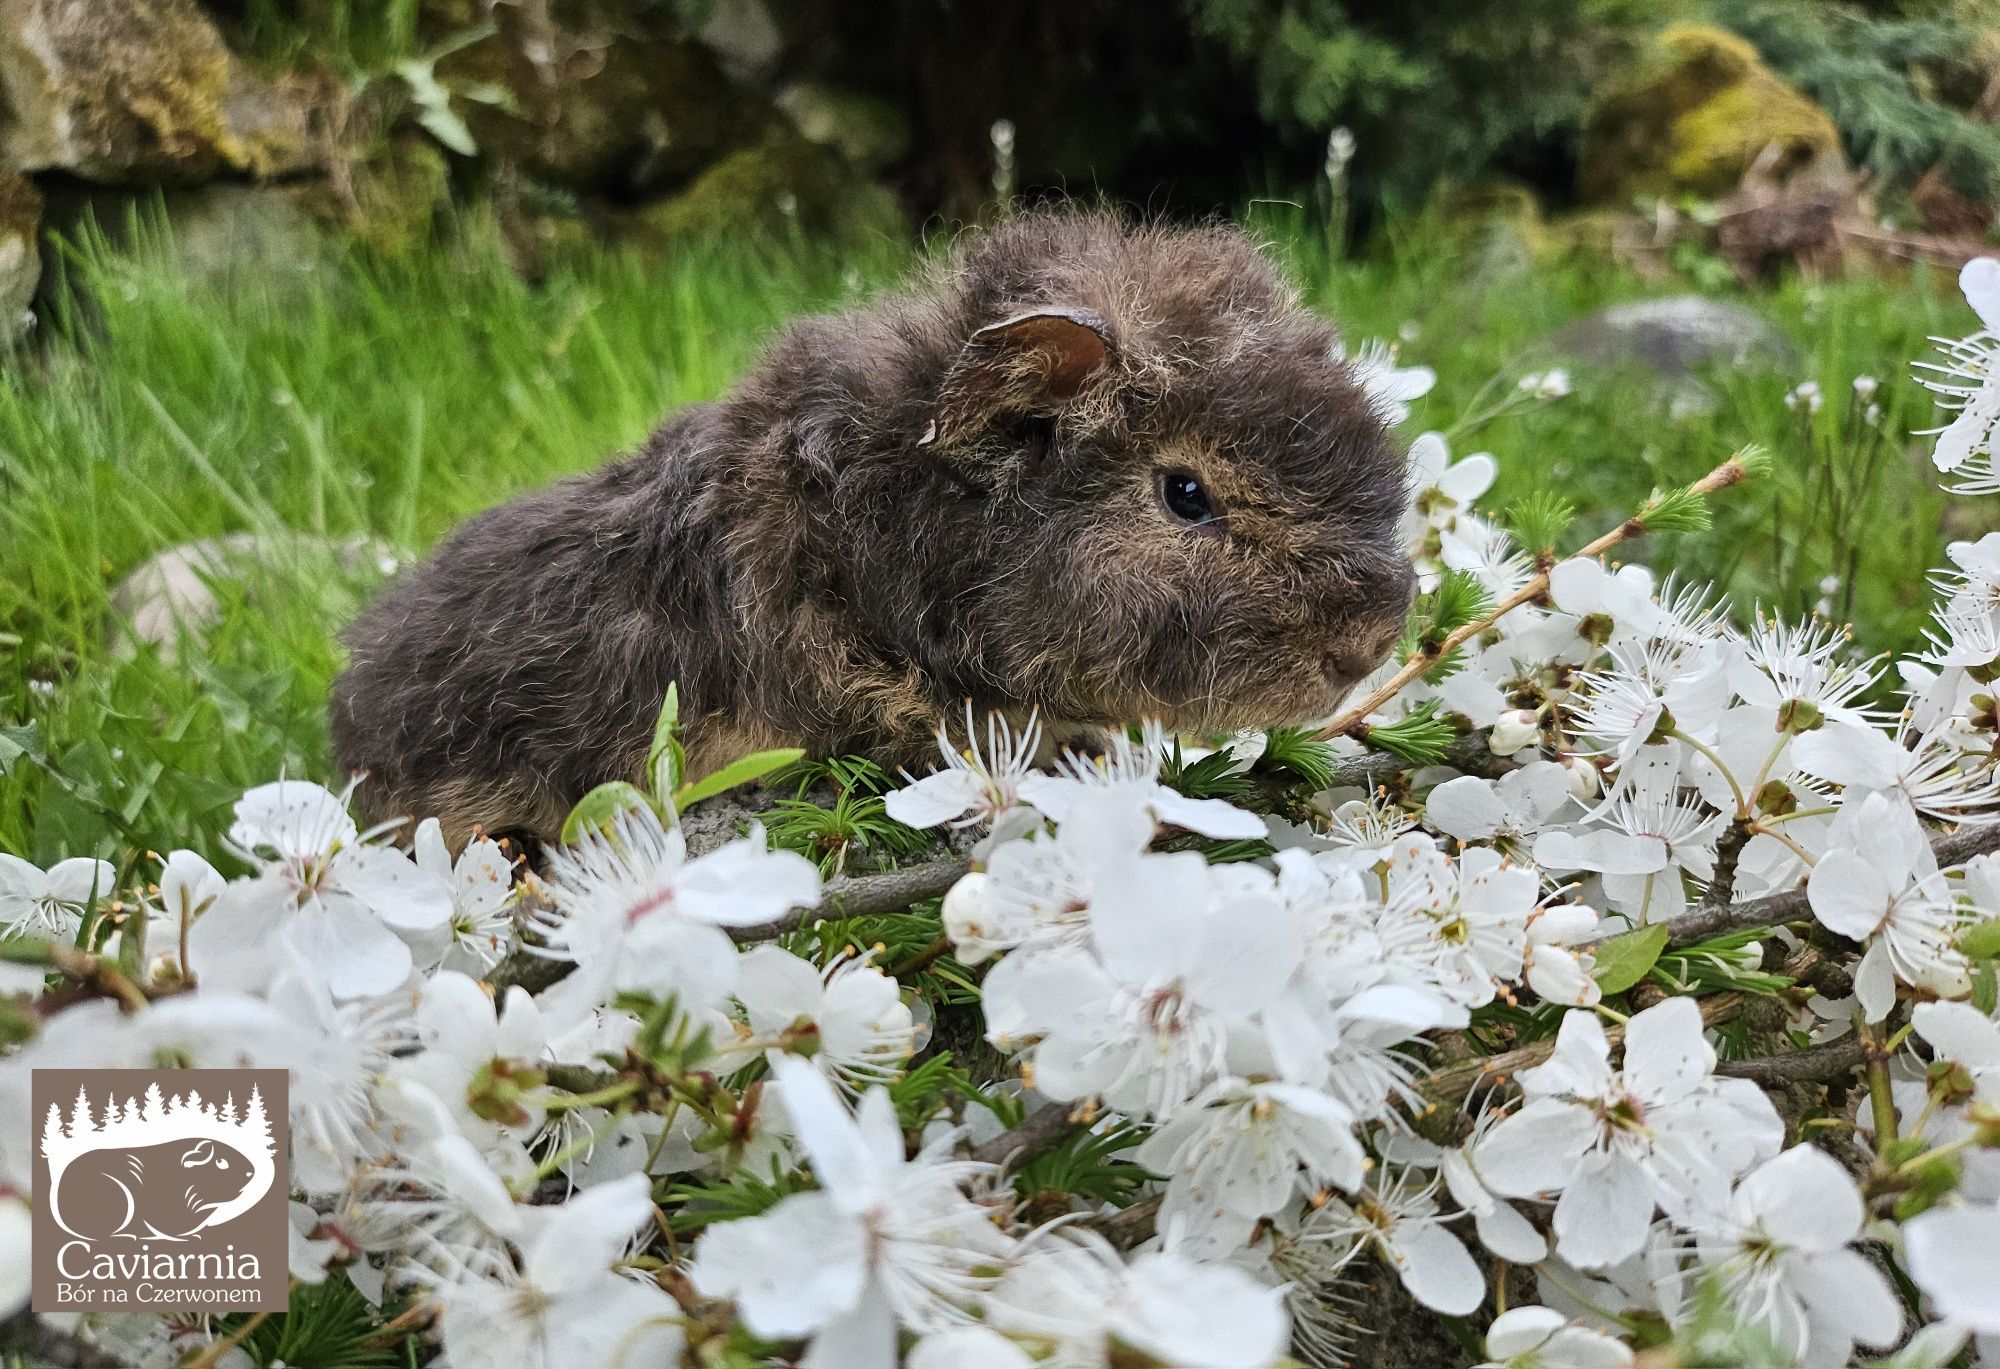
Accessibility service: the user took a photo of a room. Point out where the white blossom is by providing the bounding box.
[1686,1144,1900,1366]
[688,1057,1008,1364]
[1476,997,1782,1267]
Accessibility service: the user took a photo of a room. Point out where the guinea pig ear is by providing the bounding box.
[920,306,1114,449]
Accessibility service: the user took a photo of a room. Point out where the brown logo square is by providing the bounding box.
[31,1068,289,1314]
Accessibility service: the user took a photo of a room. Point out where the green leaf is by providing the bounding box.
[1635,485,1713,535]
[674,748,807,808]
[115,907,146,981]
[1973,960,1998,1016]
[648,684,685,800]
[1503,490,1576,554]
[1958,919,2000,961]
[559,781,656,845]
[0,936,53,966]
[1362,703,1457,766]
[398,58,479,156]
[1257,726,1338,791]
[1159,743,1256,800]
[1593,923,1670,995]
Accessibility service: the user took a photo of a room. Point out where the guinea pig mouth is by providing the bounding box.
[1321,645,1385,687]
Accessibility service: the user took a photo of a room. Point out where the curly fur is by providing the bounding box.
[329,211,1416,845]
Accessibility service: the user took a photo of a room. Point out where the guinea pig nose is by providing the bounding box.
[1323,645,1379,683]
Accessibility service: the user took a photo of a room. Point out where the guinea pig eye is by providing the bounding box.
[1159,470,1218,527]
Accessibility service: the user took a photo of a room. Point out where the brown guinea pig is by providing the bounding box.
[329,211,1416,848]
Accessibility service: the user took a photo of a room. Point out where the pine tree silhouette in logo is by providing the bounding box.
[42,1083,278,1241]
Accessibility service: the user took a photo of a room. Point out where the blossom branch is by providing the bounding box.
[488,853,973,993]
[1646,820,2000,950]
[971,1099,1094,1169]
[724,853,973,942]
[33,942,155,1012]
[1414,993,1747,1112]
[1316,451,1760,741]
[1714,1033,1868,1084]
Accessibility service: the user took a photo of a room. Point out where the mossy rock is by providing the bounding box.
[0,0,312,183]
[435,1,770,196]
[775,82,910,172]
[624,131,904,248]
[0,166,38,332]
[293,138,453,258]
[1579,23,1841,204]
[1429,182,1548,278]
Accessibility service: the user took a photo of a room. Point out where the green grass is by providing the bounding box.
[0,203,1980,873]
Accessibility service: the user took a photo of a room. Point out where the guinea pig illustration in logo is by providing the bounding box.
[41,1083,278,1242]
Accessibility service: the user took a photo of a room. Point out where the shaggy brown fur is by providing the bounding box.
[329,211,1416,846]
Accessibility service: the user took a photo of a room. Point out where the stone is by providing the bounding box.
[1580,24,1842,205]
[625,130,904,247]
[435,1,767,196]
[0,0,313,183]
[0,167,40,336]
[1546,296,1795,379]
[157,183,323,286]
[110,533,400,653]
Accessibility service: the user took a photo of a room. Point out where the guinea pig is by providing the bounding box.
[54,1137,253,1240]
[329,211,1416,848]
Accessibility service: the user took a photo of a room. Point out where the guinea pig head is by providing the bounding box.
[179,1137,254,1213]
[908,218,1417,734]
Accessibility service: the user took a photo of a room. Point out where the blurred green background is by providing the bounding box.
[3,0,1999,870]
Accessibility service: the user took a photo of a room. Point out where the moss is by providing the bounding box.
[0,0,309,182]
[625,131,904,248]
[294,139,452,258]
[435,5,767,194]
[0,167,39,321]
[0,166,41,242]
[1579,22,1840,204]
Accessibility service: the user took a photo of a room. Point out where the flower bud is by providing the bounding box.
[1778,697,1824,735]
[777,1016,823,1059]
[467,1058,546,1128]
[1928,1058,1977,1107]
[1488,709,1540,755]
[940,871,991,964]
[1563,755,1602,799]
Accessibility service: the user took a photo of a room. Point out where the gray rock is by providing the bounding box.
[110,532,399,652]
[1547,296,1795,380]
[160,184,323,286]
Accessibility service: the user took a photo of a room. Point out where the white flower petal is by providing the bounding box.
[690,1190,867,1339]
[1906,1203,2000,1332]
[802,1289,897,1369]
[1621,997,1714,1098]
[1808,850,1891,940]
[1554,1150,1657,1268]
[1149,790,1267,840]
[678,835,821,928]
[1913,1001,2000,1069]
[1485,1306,1565,1358]
[1730,1145,1861,1251]
[1426,777,1507,840]
[1963,257,2000,333]
[1477,1098,1596,1196]
[883,771,982,828]
[1390,1219,1484,1315]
